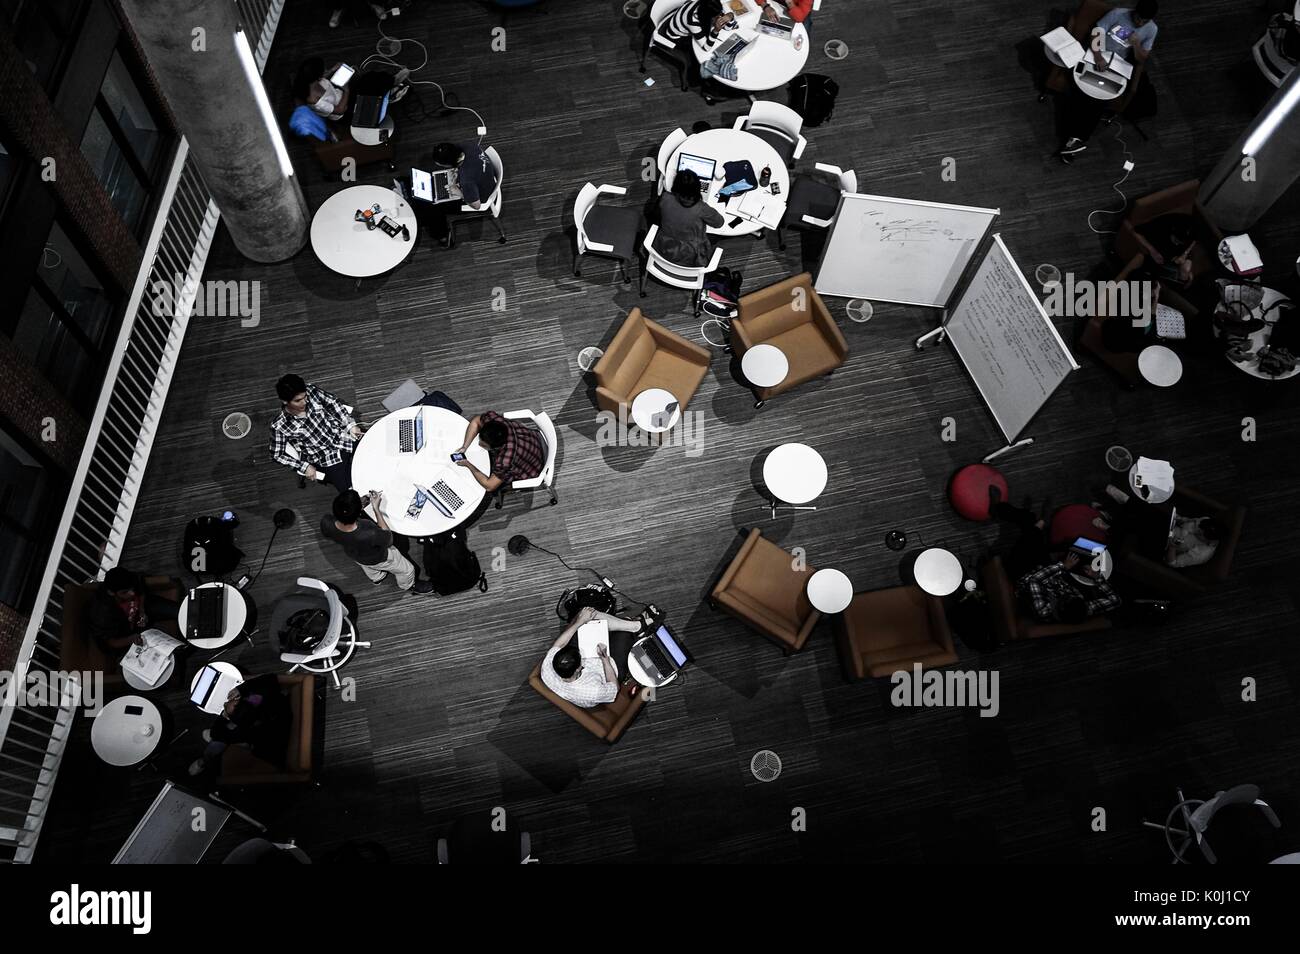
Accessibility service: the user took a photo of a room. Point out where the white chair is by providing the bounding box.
[573,183,642,285]
[496,409,558,508]
[448,146,506,247]
[776,162,856,251]
[641,0,690,92]
[1253,24,1297,88]
[733,101,808,168]
[656,127,689,191]
[277,577,370,689]
[640,224,723,311]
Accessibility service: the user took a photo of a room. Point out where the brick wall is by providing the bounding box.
[0,603,27,674]
[0,337,87,474]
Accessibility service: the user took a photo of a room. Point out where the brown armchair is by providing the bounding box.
[1114,180,1224,279]
[1044,0,1146,116]
[1079,253,1200,388]
[216,674,318,786]
[981,555,1112,642]
[60,576,183,685]
[834,585,959,680]
[527,664,647,743]
[592,308,712,423]
[1113,486,1246,600]
[710,528,820,653]
[732,273,849,405]
[310,129,395,179]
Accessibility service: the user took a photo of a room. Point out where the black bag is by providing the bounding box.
[418,389,462,415]
[698,266,744,320]
[788,73,839,127]
[555,583,618,621]
[421,530,488,596]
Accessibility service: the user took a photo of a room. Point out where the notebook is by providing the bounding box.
[1041,26,1085,68]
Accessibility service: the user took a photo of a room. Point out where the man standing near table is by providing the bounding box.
[454,410,545,494]
[270,374,362,492]
[320,490,434,593]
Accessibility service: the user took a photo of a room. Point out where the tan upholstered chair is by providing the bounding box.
[710,528,820,653]
[528,664,647,743]
[216,674,318,786]
[834,586,959,680]
[1114,180,1224,279]
[731,273,848,406]
[592,308,711,423]
[982,555,1112,642]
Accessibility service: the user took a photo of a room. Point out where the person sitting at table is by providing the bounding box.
[293,57,350,121]
[321,490,434,594]
[661,0,732,44]
[762,0,813,24]
[187,673,293,777]
[87,567,180,658]
[541,607,644,708]
[1056,0,1159,164]
[419,142,500,246]
[454,410,546,493]
[654,169,725,267]
[269,374,362,493]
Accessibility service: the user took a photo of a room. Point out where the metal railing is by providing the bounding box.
[0,0,287,863]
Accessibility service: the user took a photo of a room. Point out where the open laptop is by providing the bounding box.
[713,32,751,60]
[677,152,717,181]
[630,622,692,684]
[411,477,467,518]
[190,664,240,710]
[409,166,462,204]
[187,585,225,642]
[391,413,425,455]
[757,19,793,40]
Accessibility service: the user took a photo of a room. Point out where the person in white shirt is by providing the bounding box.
[540,607,643,708]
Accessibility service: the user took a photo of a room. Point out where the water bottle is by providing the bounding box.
[760,165,771,187]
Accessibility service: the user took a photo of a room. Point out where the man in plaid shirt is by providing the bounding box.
[1017,552,1121,623]
[269,374,361,492]
[454,409,546,493]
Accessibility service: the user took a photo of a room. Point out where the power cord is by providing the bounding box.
[518,537,654,612]
[1086,120,1135,235]
[362,21,488,142]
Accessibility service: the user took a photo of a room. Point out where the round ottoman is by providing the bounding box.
[1049,504,1110,548]
[948,464,1009,521]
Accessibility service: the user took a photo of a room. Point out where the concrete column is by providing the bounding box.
[117,0,308,262]
[1199,68,1300,234]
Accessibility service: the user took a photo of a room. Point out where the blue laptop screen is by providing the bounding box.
[655,625,688,667]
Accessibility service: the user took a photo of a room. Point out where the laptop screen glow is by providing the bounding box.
[677,152,717,181]
[655,625,688,667]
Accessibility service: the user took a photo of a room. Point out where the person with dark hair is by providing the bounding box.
[418,141,500,246]
[454,410,546,493]
[188,673,293,777]
[654,169,725,266]
[86,567,181,657]
[320,490,433,593]
[541,607,645,708]
[661,0,732,42]
[1056,1,1159,163]
[269,375,362,493]
[293,56,350,121]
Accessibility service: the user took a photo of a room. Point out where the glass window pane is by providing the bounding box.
[38,223,114,346]
[100,52,162,170]
[14,285,95,387]
[11,9,63,91]
[0,429,52,608]
[0,428,47,527]
[80,109,146,230]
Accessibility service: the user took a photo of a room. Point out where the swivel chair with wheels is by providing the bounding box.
[274,577,368,689]
[1143,784,1282,863]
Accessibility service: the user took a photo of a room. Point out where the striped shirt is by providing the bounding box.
[662,0,704,40]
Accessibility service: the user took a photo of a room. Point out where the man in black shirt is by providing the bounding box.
[423,141,499,245]
[320,490,432,593]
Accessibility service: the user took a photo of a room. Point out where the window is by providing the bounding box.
[2,0,86,96]
[80,108,148,230]
[0,426,60,611]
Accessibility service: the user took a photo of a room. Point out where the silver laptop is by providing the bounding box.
[391,414,425,455]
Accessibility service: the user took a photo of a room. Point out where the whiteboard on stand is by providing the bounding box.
[814,193,999,306]
[943,234,1079,442]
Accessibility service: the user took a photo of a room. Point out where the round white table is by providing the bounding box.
[763,442,827,506]
[913,548,963,597]
[91,695,164,767]
[351,405,490,537]
[630,388,682,433]
[691,0,810,92]
[807,568,853,614]
[310,184,418,279]
[189,662,244,716]
[1138,345,1183,387]
[351,114,394,147]
[741,344,789,388]
[122,655,175,692]
[1044,43,1129,102]
[664,127,790,238]
[179,582,248,650]
[627,636,677,688]
[1220,287,1300,381]
[1128,463,1174,505]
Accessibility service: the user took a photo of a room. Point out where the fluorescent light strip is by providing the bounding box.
[233,28,293,178]
[1243,76,1300,157]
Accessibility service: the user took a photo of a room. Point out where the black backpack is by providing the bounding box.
[420,530,488,596]
[698,266,744,320]
[788,73,839,128]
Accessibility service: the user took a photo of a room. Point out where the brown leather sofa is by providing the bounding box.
[1114,180,1224,279]
[834,586,960,680]
[1044,0,1146,116]
[528,664,647,743]
[60,576,184,685]
[710,528,820,653]
[592,308,712,422]
[309,130,395,179]
[1112,486,1246,600]
[1079,253,1199,388]
[216,674,318,786]
[981,555,1112,642]
[731,273,849,405]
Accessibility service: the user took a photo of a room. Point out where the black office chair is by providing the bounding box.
[573,183,642,285]
[1143,784,1282,863]
[775,162,856,252]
